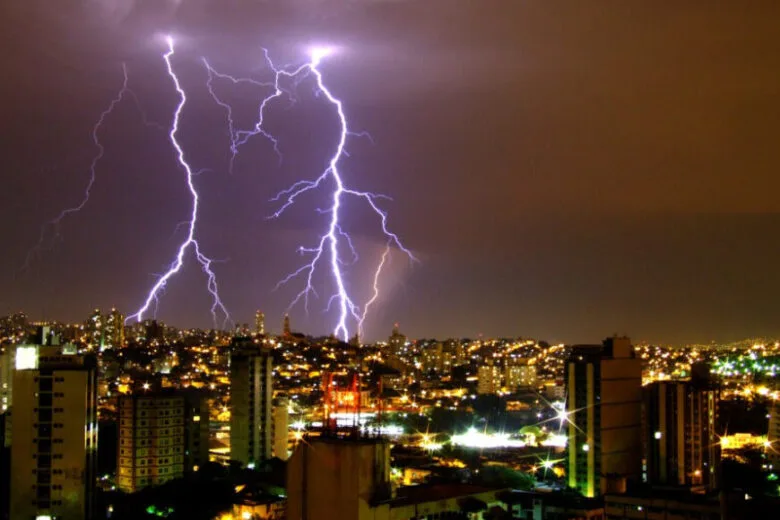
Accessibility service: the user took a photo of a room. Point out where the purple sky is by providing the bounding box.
[1,1,779,344]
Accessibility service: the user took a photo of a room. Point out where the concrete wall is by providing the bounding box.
[287,438,391,520]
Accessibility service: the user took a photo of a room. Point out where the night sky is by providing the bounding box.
[1,1,779,344]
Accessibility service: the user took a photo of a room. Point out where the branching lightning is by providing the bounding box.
[268,47,415,341]
[126,37,230,327]
[358,241,392,339]
[27,39,412,338]
[23,64,162,272]
[204,46,415,340]
[202,56,283,172]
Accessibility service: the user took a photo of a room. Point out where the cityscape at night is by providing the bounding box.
[2,1,780,519]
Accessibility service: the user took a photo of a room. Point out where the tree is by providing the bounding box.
[473,394,504,417]
[478,466,534,490]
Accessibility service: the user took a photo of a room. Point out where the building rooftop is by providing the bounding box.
[505,489,604,510]
[389,483,500,508]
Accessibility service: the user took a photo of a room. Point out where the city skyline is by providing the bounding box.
[2,1,780,343]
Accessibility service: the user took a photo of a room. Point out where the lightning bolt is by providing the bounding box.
[202,57,282,173]
[202,51,308,172]
[22,64,162,272]
[203,47,414,340]
[357,241,392,339]
[126,37,230,327]
[268,47,416,341]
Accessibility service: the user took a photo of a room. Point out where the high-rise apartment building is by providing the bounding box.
[230,339,274,467]
[283,315,291,338]
[85,309,103,349]
[421,343,445,374]
[272,396,289,461]
[505,363,537,391]
[10,340,98,520]
[104,308,125,349]
[445,339,466,367]
[0,344,13,414]
[0,410,9,520]
[388,324,406,357]
[255,310,265,336]
[643,369,720,491]
[769,400,780,471]
[566,336,642,497]
[117,390,209,493]
[643,383,720,490]
[477,363,502,395]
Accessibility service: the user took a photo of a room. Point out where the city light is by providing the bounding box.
[542,434,568,448]
[361,424,403,436]
[451,428,526,449]
[420,434,444,452]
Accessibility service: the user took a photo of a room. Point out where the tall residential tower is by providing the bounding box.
[643,368,720,491]
[566,336,642,497]
[10,336,98,520]
[255,310,265,336]
[230,339,274,466]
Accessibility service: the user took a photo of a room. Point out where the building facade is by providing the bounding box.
[272,396,289,461]
[255,310,265,336]
[643,380,720,491]
[0,344,13,414]
[287,436,508,520]
[230,340,274,466]
[117,390,209,493]
[387,324,406,358]
[505,363,537,391]
[477,363,502,395]
[566,337,642,497]
[770,400,780,471]
[10,343,98,520]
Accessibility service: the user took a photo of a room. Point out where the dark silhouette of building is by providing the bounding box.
[230,338,273,467]
[642,364,720,491]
